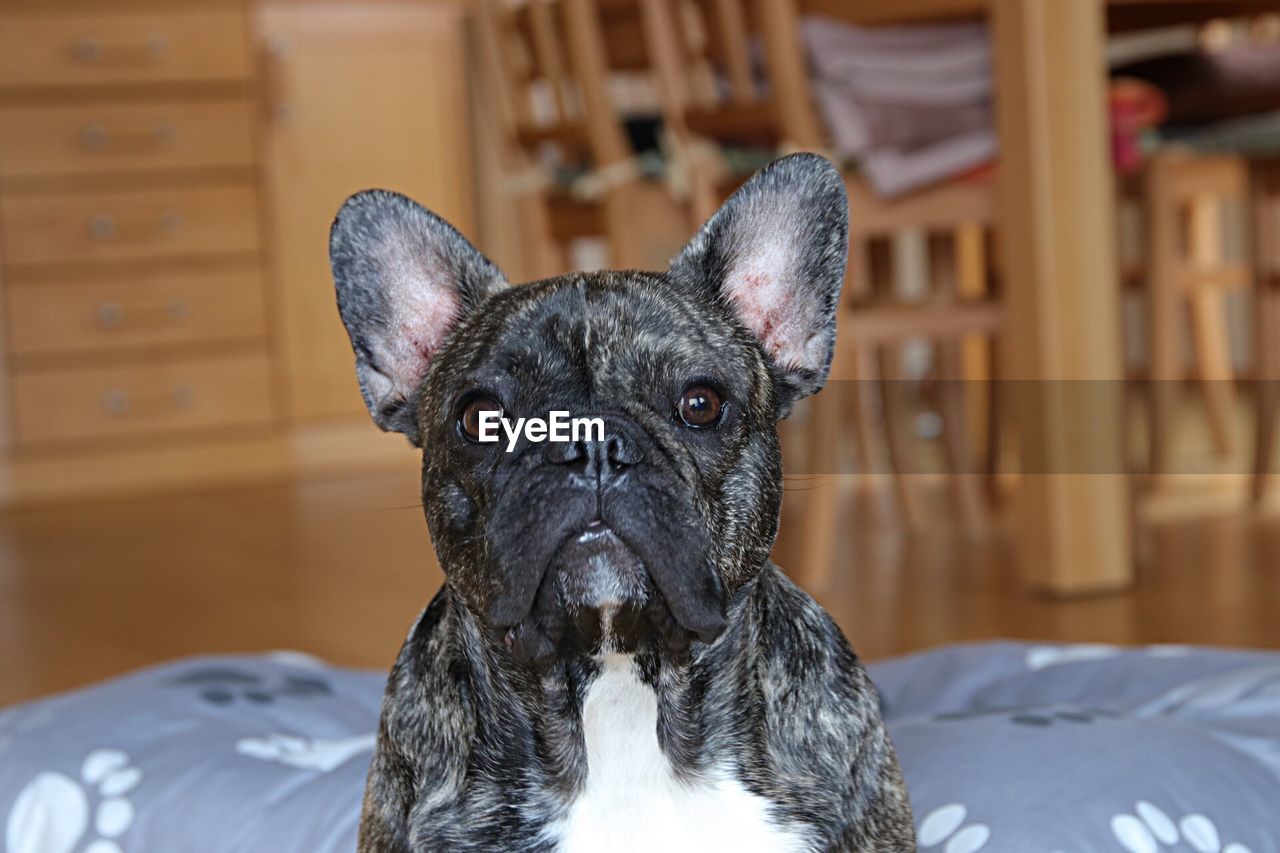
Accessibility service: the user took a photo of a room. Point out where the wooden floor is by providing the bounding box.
[2,467,1278,707]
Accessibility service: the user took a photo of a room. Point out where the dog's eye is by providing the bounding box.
[678,385,723,429]
[459,396,503,442]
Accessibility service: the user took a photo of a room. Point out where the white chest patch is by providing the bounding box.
[549,655,811,853]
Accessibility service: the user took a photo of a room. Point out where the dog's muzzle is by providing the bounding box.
[487,416,727,665]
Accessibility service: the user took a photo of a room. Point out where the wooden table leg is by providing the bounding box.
[992,0,1132,593]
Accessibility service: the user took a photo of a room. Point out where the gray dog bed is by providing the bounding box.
[3,642,1278,852]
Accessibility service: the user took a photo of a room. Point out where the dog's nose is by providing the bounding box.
[546,420,641,485]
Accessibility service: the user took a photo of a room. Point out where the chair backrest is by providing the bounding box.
[635,0,824,151]
[475,0,632,171]
[474,0,651,276]
[628,0,793,221]
[1144,151,1250,293]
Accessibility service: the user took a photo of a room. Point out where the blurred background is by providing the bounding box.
[1,0,1279,707]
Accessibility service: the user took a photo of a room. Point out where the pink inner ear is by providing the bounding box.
[724,264,811,369]
[383,282,460,400]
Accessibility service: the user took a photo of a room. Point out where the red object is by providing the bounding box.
[1110,78,1169,173]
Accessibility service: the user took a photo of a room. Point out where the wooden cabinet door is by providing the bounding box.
[257,1,474,421]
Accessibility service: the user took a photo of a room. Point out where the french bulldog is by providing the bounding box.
[330,153,915,852]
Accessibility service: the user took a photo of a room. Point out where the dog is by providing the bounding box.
[330,153,915,852]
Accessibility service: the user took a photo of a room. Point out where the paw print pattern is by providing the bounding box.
[918,803,991,853]
[1026,644,1122,671]
[932,705,1121,726]
[1026,643,1192,671]
[169,667,331,706]
[1008,708,1120,727]
[5,748,142,853]
[1112,801,1253,853]
[235,732,376,773]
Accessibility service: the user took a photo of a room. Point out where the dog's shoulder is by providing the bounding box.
[363,588,481,837]
[367,587,552,852]
[739,566,916,851]
[743,565,882,753]
[384,585,462,710]
[359,588,453,852]
[751,564,867,684]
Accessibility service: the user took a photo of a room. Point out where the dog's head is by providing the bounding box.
[331,154,847,667]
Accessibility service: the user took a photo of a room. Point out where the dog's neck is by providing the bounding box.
[442,569,770,793]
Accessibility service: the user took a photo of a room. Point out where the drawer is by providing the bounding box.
[1,185,260,267]
[11,352,275,445]
[0,12,251,88]
[6,268,267,356]
[0,100,255,182]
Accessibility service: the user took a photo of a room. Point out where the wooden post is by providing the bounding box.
[562,0,649,268]
[528,0,573,121]
[473,0,563,279]
[635,0,720,224]
[752,0,824,149]
[991,0,1132,593]
[711,0,755,103]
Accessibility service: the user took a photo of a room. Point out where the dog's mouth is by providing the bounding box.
[553,521,648,611]
[493,520,711,667]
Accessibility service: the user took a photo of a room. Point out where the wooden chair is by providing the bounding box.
[632,0,1004,584]
[1250,158,1280,505]
[473,0,691,279]
[632,0,818,224]
[1136,151,1252,486]
[830,183,1002,533]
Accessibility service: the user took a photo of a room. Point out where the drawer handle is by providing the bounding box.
[71,34,170,65]
[101,384,195,417]
[262,35,295,126]
[88,210,183,241]
[80,122,177,152]
[94,298,191,330]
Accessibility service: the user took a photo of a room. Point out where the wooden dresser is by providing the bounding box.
[0,0,472,504]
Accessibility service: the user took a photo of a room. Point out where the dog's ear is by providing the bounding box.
[669,153,848,415]
[330,190,508,444]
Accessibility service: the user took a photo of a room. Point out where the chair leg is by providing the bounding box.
[954,221,991,466]
[860,236,923,528]
[797,388,842,589]
[938,340,989,535]
[1188,287,1238,457]
[1185,189,1238,457]
[984,337,1005,503]
[841,345,878,476]
[877,346,926,531]
[843,343,898,521]
[981,230,1006,502]
[1146,301,1182,486]
[1144,164,1182,486]
[837,242,883,485]
[934,223,990,533]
